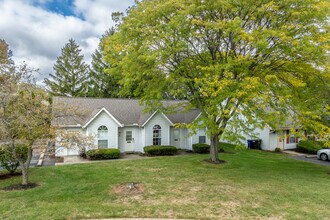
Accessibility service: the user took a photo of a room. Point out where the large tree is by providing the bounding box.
[45,39,89,97]
[87,29,123,98]
[103,0,329,162]
[0,62,51,185]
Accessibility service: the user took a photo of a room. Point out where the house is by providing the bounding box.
[243,126,302,151]
[52,97,210,156]
[52,97,301,156]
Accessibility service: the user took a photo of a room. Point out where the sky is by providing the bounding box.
[0,0,135,84]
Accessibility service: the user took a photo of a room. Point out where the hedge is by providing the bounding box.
[144,145,177,156]
[296,140,325,154]
[0,144,29,174]
[86,149,120,160]
[192,143,210,154]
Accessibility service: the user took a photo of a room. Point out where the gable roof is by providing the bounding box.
[52,96,201,128]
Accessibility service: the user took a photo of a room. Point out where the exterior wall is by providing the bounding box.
[144,112,171,147]
[187,128,210,150]
[55,127,85,156]
[170,127,190,149]
[283,130,300,150]
[118,126,141,153]
[269,133,278,150]
[86,111,119,150]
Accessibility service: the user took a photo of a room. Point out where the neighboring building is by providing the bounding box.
[52,97,209,156]
[243,126,302,151]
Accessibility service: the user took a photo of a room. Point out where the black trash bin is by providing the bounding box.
[247,139,262,149]
[247,140,253,149]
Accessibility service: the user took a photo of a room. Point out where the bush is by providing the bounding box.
[86,149,120,160]
[274,147,282,153]
[192,143,210,154]
[0,144,29,174]
[144,145,177,156]
[296,140,325,154]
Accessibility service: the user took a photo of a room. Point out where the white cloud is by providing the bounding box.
[0,0,134,84]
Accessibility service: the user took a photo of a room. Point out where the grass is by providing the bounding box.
[0,147,329,220]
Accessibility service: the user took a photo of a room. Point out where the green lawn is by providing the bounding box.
[0,148,329,220]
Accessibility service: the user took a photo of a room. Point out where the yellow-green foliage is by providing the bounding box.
[103,0,330,152]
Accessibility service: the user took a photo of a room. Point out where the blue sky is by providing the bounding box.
[35,0,78,17]
[0,0,135,83]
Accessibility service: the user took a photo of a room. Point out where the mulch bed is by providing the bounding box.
[0,172,21,180]
[112,182,144,195]
[203,158,227,164]
[55,156,64,163]
[2,183,39,191]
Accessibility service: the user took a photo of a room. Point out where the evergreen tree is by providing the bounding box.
[87,29,121,98]
[0,39,13,65]
[44,39,89,97]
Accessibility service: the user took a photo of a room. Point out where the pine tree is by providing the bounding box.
[87,29,121,98]
[44,39,89,97]
[0,39,13,65]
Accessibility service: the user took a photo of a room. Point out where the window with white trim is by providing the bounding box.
[286,130,298,144]
[173,129,180,141]
[198,128,206,144]
[126,131,132,143]
[153,125,161,145]
[98,125,108,149]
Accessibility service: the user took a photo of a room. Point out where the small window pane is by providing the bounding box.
[98,140,108,149]
[153,124,161,145]
[174,129,180,141]
[289,137,296,143]
[199,136,206,144]
[126,131,132,142]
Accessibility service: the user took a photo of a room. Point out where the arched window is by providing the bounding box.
[98,125,108,149]
[153,125,161,145]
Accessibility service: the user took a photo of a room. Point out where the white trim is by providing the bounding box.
[141,110,174,127]
[56,125,82,128]
[193,112,202,121]
[82,107,123,128]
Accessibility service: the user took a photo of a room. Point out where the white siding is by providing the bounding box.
[170,127,189,149]
[55,127,84,156]
[86,111,120,150]
[118,127,142,152]
[144,112,171,147]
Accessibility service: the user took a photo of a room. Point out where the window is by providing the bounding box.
[98,125,108,149]
[199,136,206,144]
[198,128,206,144]
[126,131,132,142]
[286,130,298,144]
[173,129,180,141]
[153,125,161,145]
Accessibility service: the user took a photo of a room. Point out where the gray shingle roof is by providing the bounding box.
[52,96,200,127]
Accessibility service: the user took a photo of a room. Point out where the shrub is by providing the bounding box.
[192,143,210,154]
[0,144,29,174]
[144,145,177,156]
[296,140,325,154]
[274,147,282,153]
[86,149,120,160]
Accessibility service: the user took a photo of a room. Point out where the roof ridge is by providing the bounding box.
[54,96,188,102]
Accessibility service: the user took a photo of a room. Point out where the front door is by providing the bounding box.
[125,130,134,152]
[172,128,181,148]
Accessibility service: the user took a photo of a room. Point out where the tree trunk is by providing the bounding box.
[20,146,32,185]
[210,133,220,163]
[21,163,29,185]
